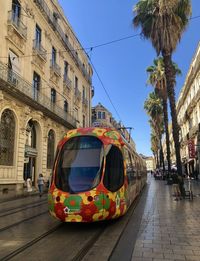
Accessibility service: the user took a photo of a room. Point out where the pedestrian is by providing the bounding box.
[37,173,45,197]
[26,178,33,192]
[171,170,181,201]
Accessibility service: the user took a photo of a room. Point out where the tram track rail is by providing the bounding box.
[0,199,47,216]
[71,225,107,261]
[0,184,148,261]
[0,210,48,233]
[1,223,63,261]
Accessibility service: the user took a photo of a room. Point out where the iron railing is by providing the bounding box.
[33,39,47,61]
[7,11,27,39]
[82,97,88,107]
[50,60,61,76]
[74,88,81,100]
[0,61,76,127]
[33,0,92,83]
[63,76,72,90]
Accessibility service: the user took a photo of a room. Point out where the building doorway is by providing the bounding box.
[23,120,38,184]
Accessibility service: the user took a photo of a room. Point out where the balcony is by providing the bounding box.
[63,76,72,90]
[74,88,81,105]
[33,40,47,61]
[50,60,61,77]
[33,0,92,84]
[7,11,27,40]
[82,97,88,108]
[0,61,76,128]
[189,124,199,138]
[63,76,72,97]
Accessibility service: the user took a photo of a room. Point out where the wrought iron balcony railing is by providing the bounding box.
[33,0,92,83]
[74,88,81,100]
[7,11,27,39]
[33,40,47,61]
[50,60,61,77]
[82,97,88,107]
[0,61,76,128]
[63,76,72,90]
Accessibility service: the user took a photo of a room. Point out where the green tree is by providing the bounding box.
[133,0,191,175]
[144,92,164,170]
[146,57,181,172]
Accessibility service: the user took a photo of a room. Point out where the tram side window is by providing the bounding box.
[103,145,124,192]
[125,149,136,185]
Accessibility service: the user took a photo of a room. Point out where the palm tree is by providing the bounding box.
[133,0,191,175]
[144,92,164,169]
[146,57,182,173]
[151,132,160,168]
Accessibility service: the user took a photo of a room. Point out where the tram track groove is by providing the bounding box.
[0,199,47,216]
[0,210,48,233]
[0,223,63,261]
[0,201,46,218]
[71,225,107,261]
[108,184,148,260]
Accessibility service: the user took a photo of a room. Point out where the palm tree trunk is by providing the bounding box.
[159,138,165,171]
[162,97,171,172]
[162,52,182,176]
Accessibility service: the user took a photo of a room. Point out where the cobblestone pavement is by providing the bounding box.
[131,176,200,261]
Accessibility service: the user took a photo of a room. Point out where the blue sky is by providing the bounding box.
[59,0,200,156]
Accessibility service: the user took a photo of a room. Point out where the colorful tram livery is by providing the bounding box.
[48,128,147,222]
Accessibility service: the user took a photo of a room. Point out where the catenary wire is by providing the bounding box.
[0,14,200,60]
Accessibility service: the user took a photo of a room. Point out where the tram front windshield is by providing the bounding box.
[55,136,103,193]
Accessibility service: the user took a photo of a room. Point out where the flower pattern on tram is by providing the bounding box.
[81,203,98,222]
[64,195,82,213]
[54,202,66,221]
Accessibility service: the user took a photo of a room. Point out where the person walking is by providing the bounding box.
[37,173,45,197]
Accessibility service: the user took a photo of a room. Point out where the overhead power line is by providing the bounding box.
[0,13,199,60]
[89,58,122,123]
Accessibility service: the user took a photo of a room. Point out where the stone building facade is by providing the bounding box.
[163,42,200,176]
[176,42,200,176]
[0,0,93,195]
[92,103,136,152]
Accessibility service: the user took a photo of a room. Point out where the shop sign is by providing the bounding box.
[188,139,195,158]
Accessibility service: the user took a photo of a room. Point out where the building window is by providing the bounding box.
[74,108,78,121]
[102,112,105,119]
[52,47,56,66]
[64,100,68,112]
[75,76,78,89]
[98,111,101,119]
[0,109,15,166]
[51,88,56,103]
[64,61,69,81]
[83,115,86,127]
[26,120,36,148]
[12,0,21,23]
[47,129,55,169]
[8,49,20,74]
[35,24,42,46]
[33,72,40,100]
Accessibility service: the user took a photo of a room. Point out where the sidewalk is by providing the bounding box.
[0,187,48,203]
[132,176,200,261]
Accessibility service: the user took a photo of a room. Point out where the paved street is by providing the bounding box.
[132,176,200,261]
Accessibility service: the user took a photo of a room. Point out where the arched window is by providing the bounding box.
[47,129,55,169]
[0,109,15,166]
